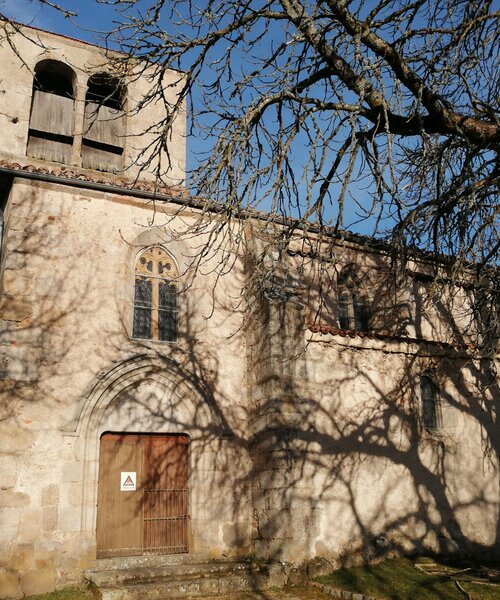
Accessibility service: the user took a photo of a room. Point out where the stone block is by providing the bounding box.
[33,542,60,570]
[255,468,290,489]
[0,490,29,508]
[17,509,41,543]
[2,270,29,296]
[3,250,27,271]
[67,481,82,506]
[59,556,78,578]
[266,562,289,587]
[57,506,81,533]
[20,568,56,596]
[0,569,21,599]
[0,423,35,453]
[34,555,60,570]
[41,484,59,506]
[62,461,83,483]
[0,543,10,568]
[42,506,58,532]
[0,344,38,381]
[8,544,34,570]
[0,508,20,543]
[252,492,268,510]
[266,489,292,510]
[0,455,19,489]
[0,295,33,321]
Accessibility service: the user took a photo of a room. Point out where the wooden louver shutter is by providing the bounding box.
[84,102,125,147]
[29,90,75,137]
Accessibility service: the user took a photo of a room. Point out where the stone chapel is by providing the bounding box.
[0,22,498,599]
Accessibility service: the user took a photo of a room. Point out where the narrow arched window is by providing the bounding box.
[82,73,125,172]
[338,290,350,330]
[420,374,441,429]
[353,294,370,331]
[27,60,76,163]
[337,266,371,331]
[133,247,178,342]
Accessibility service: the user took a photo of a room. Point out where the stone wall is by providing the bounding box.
[0,174,498,598]
[247,282,499,566]
[0,177,254,597]
[0,23,498,600]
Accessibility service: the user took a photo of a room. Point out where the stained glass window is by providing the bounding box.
[159,282,177,342]
[133,278,152,339]
[337,267,371,331]
[353,295,370,331]
[132,247,179,342]
[339,291,351,330]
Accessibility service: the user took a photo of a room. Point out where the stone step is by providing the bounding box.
[91,552,207,571]
[93,570,269,600]
[85,560,259,587]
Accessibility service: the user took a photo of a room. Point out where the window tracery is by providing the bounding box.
[337,266,371,331]
[132,247,178,342]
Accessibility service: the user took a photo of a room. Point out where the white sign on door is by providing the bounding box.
[120,471,137,491]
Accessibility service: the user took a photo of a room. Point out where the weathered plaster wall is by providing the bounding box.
[0,178,253,597]
[248,290,499,566]
[0,176,498,598]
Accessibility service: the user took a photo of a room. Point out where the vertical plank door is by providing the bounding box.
[96,434,143,558]
[143,435,189,554]
[97,433,189,557]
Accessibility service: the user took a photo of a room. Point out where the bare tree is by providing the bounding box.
[77,1,497,266]
[2,1,498,261]
[0,3,499,579]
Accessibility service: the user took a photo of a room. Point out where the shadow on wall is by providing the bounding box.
[0,193,499,576]
[0,176,98,424]
[91,234,499,569]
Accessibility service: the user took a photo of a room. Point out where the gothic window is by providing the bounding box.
[82,73,125,172]
[338,290,351,329]
[337,267,371,331]
[353,295,371,331]
[420,374,441,430]
[133,247,178,342]
[27,60,76,163]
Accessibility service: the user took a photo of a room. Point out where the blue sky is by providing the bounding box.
[1,0,113,42]
[1,0,384,236]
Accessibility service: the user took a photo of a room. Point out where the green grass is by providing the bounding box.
[24,586,94,600]
[316,557,500,600]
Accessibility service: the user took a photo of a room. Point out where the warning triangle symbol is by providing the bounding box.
[124,476,134,486]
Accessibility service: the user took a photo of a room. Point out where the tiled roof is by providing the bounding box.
[0,160,479,266]
[0,159,189,198]
[307,323,477,352]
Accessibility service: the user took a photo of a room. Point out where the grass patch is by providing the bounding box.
[316,557,500,599]
[24,586,94,600]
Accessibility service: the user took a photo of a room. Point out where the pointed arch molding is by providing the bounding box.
[62,353,221,436]
[64,353,225,536]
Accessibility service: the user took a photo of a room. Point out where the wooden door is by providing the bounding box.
[143,436,189,554]
[96,433,189,558]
